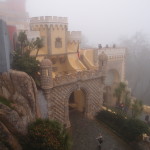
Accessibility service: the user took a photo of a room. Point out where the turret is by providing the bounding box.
[30,16,68,55]
[40,59,53,90]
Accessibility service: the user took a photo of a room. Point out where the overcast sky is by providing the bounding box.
[26,0,150,47]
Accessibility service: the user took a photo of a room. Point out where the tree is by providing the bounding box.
[17,31,28,54]
[124,91,131,113]
[114,82,126,105]
[131,99,143,119]
[33,37,44,58]
[12,32,40,80]
[12,51,39,78]
[27,119,72,150]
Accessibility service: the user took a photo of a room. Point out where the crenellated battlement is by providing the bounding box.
[67,31,81,42]
[30,16,68,24]
[30,16,68,30]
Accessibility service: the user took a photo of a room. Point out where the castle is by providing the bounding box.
[0,0,126,127]
[29,16,126,127]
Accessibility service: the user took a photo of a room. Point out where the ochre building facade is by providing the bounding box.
[29,16,126,127]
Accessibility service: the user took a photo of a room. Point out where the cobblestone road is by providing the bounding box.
[69,110,133,150]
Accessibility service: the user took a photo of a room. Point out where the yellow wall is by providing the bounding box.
[74,90,85,112]
[67,42,78,53]
[50,26,66,55]
[31,25,81,59]
[30,29,48,56]
[82,49,95,65]
[68,53,86,71]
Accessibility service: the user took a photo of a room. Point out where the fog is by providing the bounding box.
[1,0,150,104]
[27,0,150,46]
[26,0,150,104]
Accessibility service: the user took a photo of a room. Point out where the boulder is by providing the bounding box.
[0,70,41,149]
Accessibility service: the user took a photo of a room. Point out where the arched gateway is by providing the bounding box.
[40,53,107,127]
[98,47,126,107]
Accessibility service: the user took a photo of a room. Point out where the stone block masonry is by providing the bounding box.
[46,77,104,127]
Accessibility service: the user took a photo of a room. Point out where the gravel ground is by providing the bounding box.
[69,110,133,150]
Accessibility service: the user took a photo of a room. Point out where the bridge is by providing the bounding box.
[40,47,126,127]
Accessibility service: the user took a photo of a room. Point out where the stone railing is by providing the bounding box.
[99,48,126,60]
[53,69,105,87]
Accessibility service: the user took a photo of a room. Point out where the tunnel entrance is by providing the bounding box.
[69,89,86,114]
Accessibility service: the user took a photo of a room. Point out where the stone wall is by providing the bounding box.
[45,77,104,127]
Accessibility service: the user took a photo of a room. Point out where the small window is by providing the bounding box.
[55,37,62,48]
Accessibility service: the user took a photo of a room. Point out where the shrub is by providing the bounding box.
[96,110,126,131]
[12,51,40,78]
[121,119,150,141]
[96,110,150,142]
[27,119,72,150]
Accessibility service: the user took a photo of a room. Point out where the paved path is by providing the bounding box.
[69,110,133,150]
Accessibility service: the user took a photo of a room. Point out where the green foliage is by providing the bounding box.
[27,119,72,150]
[121,119,149,141]
[96,110,150,142]
[96,110,126,131]
[12,32,41,81]
[33,37,44,58]
[17,31,28,54]
[12,50,40,78]
[131,99,143,119]
[114,82,126,105]
[124,91,131,111]
[0,96,12,108]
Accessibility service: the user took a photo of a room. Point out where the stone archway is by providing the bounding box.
[69,89,86,113]
[64,85,90,127]
[104,69,120,107]
[105,69,120,86]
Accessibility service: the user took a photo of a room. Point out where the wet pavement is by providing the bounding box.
[69,110,133,150]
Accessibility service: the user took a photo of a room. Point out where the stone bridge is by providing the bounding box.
[40,56,107,127]
[40,48,126,126]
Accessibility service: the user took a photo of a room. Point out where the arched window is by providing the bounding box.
[55,37,62,48]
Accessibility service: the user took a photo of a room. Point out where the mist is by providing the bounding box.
[26,0,150,46]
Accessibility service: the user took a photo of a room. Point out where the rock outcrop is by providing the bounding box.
[0,70,40,150]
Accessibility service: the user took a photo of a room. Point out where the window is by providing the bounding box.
[55,37,62,48]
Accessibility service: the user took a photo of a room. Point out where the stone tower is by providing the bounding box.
[40,59,53,92]
[30,16,68,56]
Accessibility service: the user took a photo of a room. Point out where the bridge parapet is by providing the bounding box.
[53,69,105,87]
